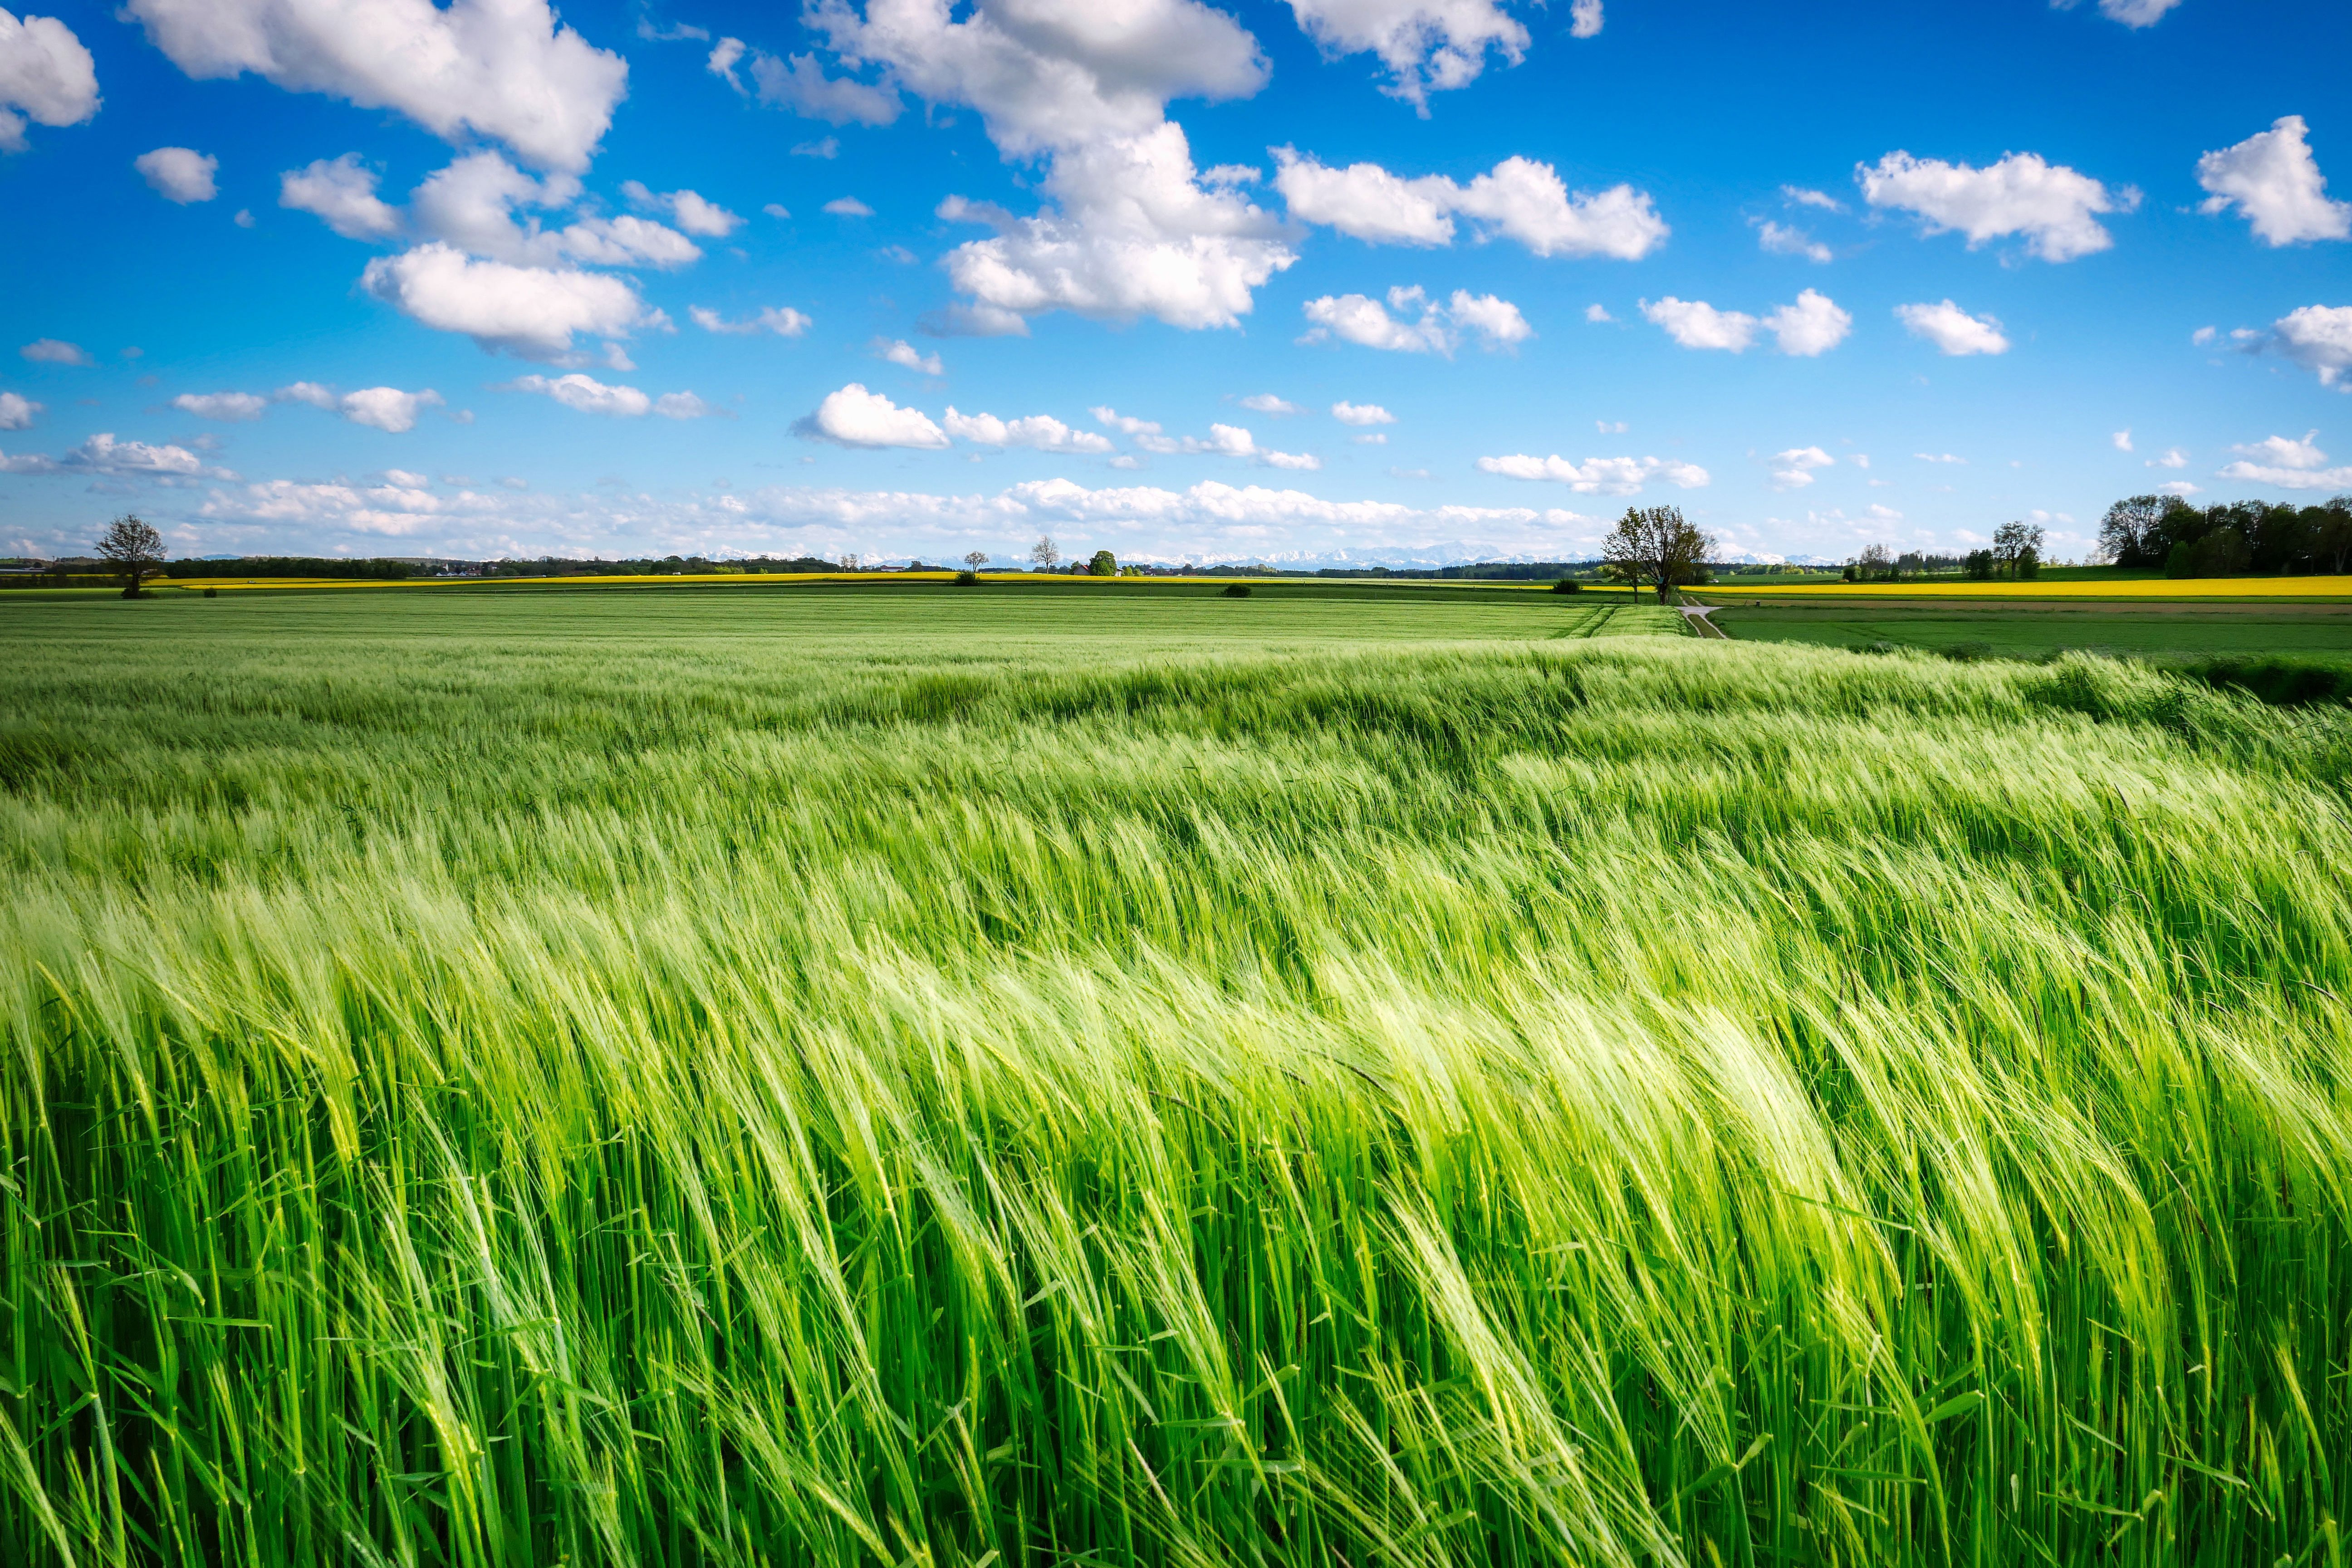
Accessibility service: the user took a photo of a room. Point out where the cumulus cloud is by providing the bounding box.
[0,390,41,428]
[2112,429,2132,451]
[1755,219,1830,263]
[362,242,652,359]
[1641,290,1848,355]
[691,304,812,337]
[621,180,744,237]
[706,36,745,90]
[795,382,950,448]
[1769,446,1835,490]
[1584,303,1612,323]
[2217,431,2352,490]
[2196,116,2350,247]
[0,8,97,153]
[823,196,875,216]
[2270,304,2352,388]
[20,338,91,364]
[338,386,445,431]
[1569,0,1602,37]
[408,151,701,269]
[135,146,217,202]
[124,0,627,172]
[2150,447,2187,469]
[1782,186,1843,212]
[505,372,652,416]
[172,391,268,421]
[750,50,902,125]
[1476,452,1710,494]
[875,338,945,375]
[280,153,402,239]
[0,431,232,479]
[1300,285,1529,354]
[1273,148,1667,259]
[1332,400,1394,425]
[1281,0,1528,108]
[1895,299,2010,356]
[1858,149,2134,262]
[2056,0,2183,28]
[813,0,1291,333]
[1240,393,1304,415]
[943,408,1115,453]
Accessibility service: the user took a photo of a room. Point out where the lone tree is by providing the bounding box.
[96,514,166,597]
[1089,549,1117,577]
[1993,520,2043,579]
[1030,535,1060,572]
[963,550,989,573]
[1601,505,1714,601]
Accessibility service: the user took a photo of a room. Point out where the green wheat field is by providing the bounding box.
[4,585,2349,1566]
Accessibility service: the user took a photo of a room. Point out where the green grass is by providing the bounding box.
[4,588,2350,1566]
[1711,598,2352,663]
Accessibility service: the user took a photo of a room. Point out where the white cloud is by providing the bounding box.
[750,50,901,126]
[795,382,950,448]
[621,180,743,237]
[2112,428,2132,451]
[0,431,230,479]
[794,136,838,159]
[0,390,41,428]
[280,153,402,239]
[2156,480,2200,496]
[135,146,217,203]
[274,381,337,408]
[362,243,652,359]
[706,37,745,90]
[1092,407,1162,437]
[505,372,652,416]
[1858,149,2133,262]
[409,152,701,269]
[2060,0,2183,28]
[1476,452,1710,494]
[1914,452,1966,464]
[173,391,268,421]
[1755,219,1830,263]
[0,7,97,153]
[1596,419,1626,434]
[2150,447,2187,468]
[2197,116,2350,247]
[2230,431,2327,470]
[936,128,1294,332]
[2216,431,2352,491]
[1782,185,1843,212]
[1331,400,1394,425]
[823,197,876,219]
[1762,289,1851,356]
[2271,303,2352,388]
[1282,0,1529,108]
[1569,0,1602,37]
[124,0,627,172]
[1352,433,1385,445]
[763,202,791,217]
[943,408,1115,453]
[1894,299,2010,356]
[1240,393,1303,414]
[1301,285,1529,354]
[813,0,1290,334]
[876,338,945,375]
[338,386,444,432]
[1584,303,1612,323]
[1273,148,1667,259]
[1769,446,1835,490]
[691,304,812,337]
[19,338,91,365]
[1261,449,1320,470]
[1642,297,1754,352]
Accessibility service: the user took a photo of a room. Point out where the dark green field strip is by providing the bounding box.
[1712,601,2352,661]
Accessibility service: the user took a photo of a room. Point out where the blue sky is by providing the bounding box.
[2,0,2348,566]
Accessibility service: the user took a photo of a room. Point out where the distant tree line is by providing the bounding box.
[2100,494,2352,578]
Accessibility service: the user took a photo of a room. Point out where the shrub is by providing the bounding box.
[202,587,218,599]
[955,571,980,586]
[1943,641,1994,662]
[1222,583,1252,597]
[1551,578,1582,594]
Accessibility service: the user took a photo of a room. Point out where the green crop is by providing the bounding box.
[2,590,2347,1566]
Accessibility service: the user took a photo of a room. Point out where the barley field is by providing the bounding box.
[3,587,2349,1567]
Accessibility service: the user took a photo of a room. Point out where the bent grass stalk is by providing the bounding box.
[0,594,2348,1565]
